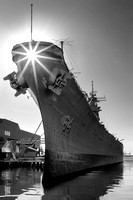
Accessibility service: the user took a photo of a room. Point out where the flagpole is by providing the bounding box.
[31,4,33,41]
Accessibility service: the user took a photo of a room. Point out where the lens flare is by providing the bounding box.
[13,41,57,68]
[27,49,37,62]
[12,41,58,91]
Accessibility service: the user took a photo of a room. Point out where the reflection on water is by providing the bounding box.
[0,168,43,199]
[0,161,133,199]
[100,161,133,200]
[42,164,123,200]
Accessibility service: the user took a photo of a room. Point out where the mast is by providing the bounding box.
[89,81,106,120]
[90,81,97,97]
[92,81,94,94]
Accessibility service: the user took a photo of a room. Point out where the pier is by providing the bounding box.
[0,156,44,170]
[124,155,133,161]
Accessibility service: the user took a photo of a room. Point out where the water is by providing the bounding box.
[0,160,132,200]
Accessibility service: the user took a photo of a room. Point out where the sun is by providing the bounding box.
[12,41,59,90]
[13,41,58,66]
[18,42,40,65]
[27,48,38,62]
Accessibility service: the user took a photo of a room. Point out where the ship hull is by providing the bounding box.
[8,41,123,180]
[44,149,122,178]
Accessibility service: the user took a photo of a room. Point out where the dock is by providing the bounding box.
[124,155,133,161]
[0,156,45,169]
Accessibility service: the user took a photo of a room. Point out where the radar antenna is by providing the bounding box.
[53,38,73,51]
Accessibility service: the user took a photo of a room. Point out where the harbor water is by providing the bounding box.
[0,160,133,200]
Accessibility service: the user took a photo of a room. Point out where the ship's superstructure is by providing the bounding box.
[83,81,106,121]
[4,40,123,179]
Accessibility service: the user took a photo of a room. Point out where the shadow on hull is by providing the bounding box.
[42,161,123,188]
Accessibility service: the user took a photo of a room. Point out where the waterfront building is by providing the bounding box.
[0,118,40,160]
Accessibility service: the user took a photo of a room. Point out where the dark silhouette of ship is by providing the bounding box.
[4,40,123,180]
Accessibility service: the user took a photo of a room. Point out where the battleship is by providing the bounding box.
[4,40,123,180]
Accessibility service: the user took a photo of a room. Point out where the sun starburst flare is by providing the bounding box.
[12,41,58,90]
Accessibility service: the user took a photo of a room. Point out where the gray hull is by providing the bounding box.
[6,41,123,179]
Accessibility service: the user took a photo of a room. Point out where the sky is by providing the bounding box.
[0,0,132,153]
